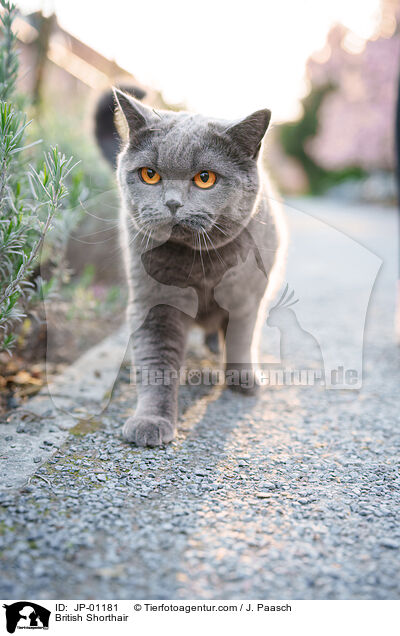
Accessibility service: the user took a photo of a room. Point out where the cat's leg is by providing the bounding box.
[205,330,221,354]
[123,304,189,446]
[224,310,260,395]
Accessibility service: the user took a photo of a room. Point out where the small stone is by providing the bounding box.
[379,538,399,549]
[259,481,276,490]
[33,457,42,464]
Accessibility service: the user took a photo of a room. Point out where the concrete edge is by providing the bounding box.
[0,326,130,493]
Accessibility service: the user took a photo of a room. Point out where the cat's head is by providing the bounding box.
[114,89,271,249]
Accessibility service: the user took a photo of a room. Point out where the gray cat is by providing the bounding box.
[95,88,285,446]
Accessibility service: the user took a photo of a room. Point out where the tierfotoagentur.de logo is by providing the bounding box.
[2,603,51,634]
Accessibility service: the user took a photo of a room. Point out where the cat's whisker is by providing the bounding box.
[74,226,119,239]
[128,213,145,225]
[197,233,206,280]
[218,216,278,254]
[203,229,226,267]
[200,230,216,272]
[126,224,150,252]
[145,228,153,251]
[81,209,120,226]
[197,232,208,310]
[129,226,146,244]
[140,229,150,250]
[70,235,117,245]
[201,231,216,266]
[186,236,197,282]
[213,223,229,237]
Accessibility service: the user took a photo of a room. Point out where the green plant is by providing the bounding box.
[0,0,78,353]
[279,84,365,194]
[0,0,17,101]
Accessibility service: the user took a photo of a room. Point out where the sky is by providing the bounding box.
[17,0,381,122]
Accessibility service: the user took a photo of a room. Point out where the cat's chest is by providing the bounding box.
[139,243,234,291]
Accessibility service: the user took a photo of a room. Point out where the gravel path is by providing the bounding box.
[0,198,399,599]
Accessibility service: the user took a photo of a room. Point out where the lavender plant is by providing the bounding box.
[0,0,78,354]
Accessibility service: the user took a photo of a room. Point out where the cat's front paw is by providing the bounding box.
[122,416,175,447]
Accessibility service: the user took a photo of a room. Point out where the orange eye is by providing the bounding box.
[193,170,216,189]
[140,167,161,184]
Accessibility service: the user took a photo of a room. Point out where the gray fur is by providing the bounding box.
[112,89,284,446]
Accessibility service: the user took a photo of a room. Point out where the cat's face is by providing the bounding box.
[115,90,271,249]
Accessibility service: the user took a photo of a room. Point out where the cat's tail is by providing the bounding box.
[94,84,146,168]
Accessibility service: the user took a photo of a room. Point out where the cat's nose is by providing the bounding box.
[165,198,183,215]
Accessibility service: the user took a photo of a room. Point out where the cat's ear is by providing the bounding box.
[223,109,271,159]
[113,87,155,137]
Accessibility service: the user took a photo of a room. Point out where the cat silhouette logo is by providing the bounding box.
[267,284,324,370]
[2,602,50,633]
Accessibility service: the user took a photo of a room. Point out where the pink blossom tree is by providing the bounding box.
[306,18,400,172]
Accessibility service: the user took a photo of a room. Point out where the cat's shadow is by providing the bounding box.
[177,335,222,427]
[115,328,259,451]
[175,332,259,450]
